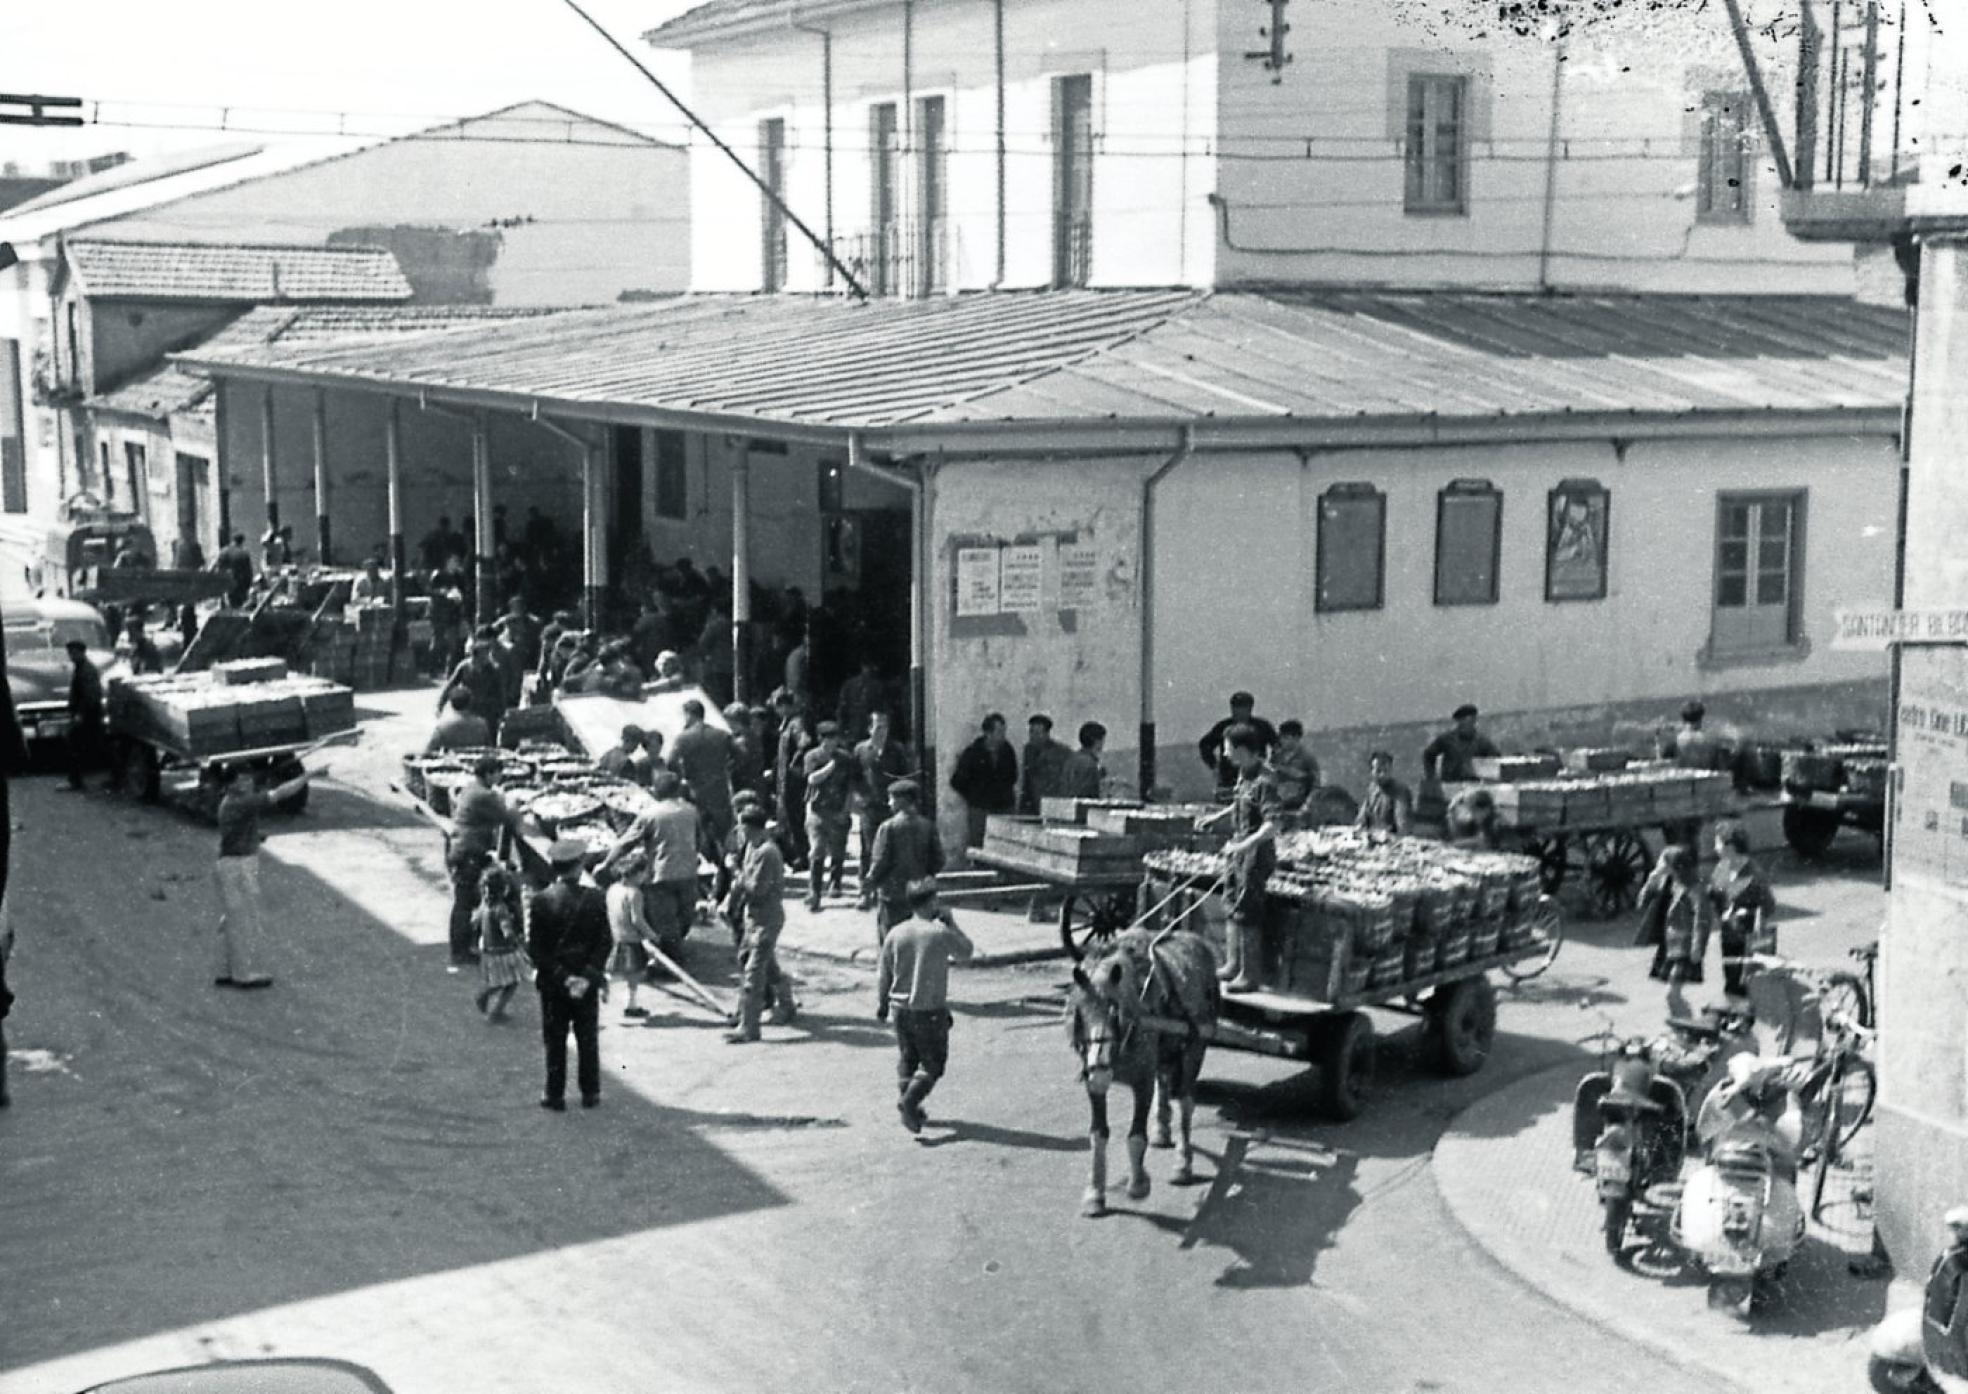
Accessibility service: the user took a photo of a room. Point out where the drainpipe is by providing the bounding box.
[791,9,836,286]
[845,433,932,781]
[259,386,279,533]
[1138,426,1196,801]
[1536,43,1566,292]
[993,0,1006,286]
[384,400,405,615]
[531,410,606,630]
[310,388,332,565]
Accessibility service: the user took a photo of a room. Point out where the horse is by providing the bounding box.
[1065,925,1219,1217]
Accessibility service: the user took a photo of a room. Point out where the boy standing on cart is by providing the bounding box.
[1195,724,1283,994]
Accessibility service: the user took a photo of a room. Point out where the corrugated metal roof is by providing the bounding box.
[66,239,413,303]
[201,303,559,353]
[175,289,1911,439]
[645,0,883,46]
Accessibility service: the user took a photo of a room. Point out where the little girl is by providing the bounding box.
[473,863,529,1021]
[607,854,659,1019]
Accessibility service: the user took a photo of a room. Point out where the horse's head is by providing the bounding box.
[1067,938,1151,1095]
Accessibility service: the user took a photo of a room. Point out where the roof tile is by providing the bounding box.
[65,240,413,303]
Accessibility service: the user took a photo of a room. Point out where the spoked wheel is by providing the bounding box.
[1818,971,1873,1033]
[1583,831,1651,919]
[119,739,162,803]
[1059,887,1139,962]
[1425,976,1497,1076]
[1807,1055,1877,1220]
[1520,834,1572,896]
[1502,896,1565,983]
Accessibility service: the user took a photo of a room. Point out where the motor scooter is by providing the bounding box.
[1868,1210,1968,1393]
[1573,1034,1689,1256]
[1670,1052,1808,1316]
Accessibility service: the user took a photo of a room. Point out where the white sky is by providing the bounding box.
[1,0,707,168]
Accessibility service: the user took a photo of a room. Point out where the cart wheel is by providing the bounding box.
[1782,805,1840,860]
[1315,1011,1375,1121]
[1059,888,1136,962]
[1520,834,1571,896]
[1584,830,1650,919]
[1501,896,1565,983]
[1426,976,1497,1076]
[270,754,309,816]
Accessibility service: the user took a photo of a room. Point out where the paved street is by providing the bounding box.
[0,707,1890,1394]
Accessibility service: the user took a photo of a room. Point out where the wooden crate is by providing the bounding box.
[212,657,288,686]
[1565,747,1632,773]
[1471,754,1561,783]
[1040,796,1138,826]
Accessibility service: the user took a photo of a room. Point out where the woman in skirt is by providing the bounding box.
[607,853,658,1019]
[473,862,529,1021]
[1636,844,1711,1021]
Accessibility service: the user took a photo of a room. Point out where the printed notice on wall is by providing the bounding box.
[1059,546,1099,610]
[955,547,1001,618]
[999,545,1044,614]
[1894,654,1968,895]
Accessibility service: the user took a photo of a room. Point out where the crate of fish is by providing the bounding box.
[1465,917,1503,960]
[1437,928,1474,969]
[1403,928,1442,978]
[1369,946,1406,988]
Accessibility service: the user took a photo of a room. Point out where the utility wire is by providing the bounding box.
[552,0,866,299]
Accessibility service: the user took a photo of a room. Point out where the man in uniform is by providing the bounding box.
[527,839,612,1110]
[1421,703,1501,784]
[865,780,945,945]
[1196,723,1282,993]
[853,710,915,909]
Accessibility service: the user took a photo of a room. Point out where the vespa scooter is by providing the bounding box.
[1671,1052,1808,1316]
[1868,1207,1968,1394]
[1573,1033,1689,1256]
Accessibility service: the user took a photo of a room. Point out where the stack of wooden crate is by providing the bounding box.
[980,815,1141,878]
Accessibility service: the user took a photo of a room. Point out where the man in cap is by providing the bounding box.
[1199,692,1278,794]
[1421,703,1501,785]
[802,720,855,911]
[876,876,975,1134]
[1673,699,1721,769]
[725,803,795,1042]
[440,628,510,741]
[62,639,106,792]
[527,839,612,1109]
[853,710,915,909]
[1017,714,1072,817]
[865,779,945,945]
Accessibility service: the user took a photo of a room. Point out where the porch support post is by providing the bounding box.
[385,399,406,615]
[471,411,496,621]
[311,388,331,565]
[1139,427,1195,801]
[583,430,605,630]
[260,386,279,532]
[732,450,752,704]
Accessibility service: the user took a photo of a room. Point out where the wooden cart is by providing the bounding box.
[968,844,1144,961]
[1138,866,1563,1120]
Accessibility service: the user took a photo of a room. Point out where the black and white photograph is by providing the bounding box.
[2,1,1968,1390]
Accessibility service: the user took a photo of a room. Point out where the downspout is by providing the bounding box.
[791,9,836,287]
[1884,242,1920,890]
[1138,426,1196,801]
[993,0,1007,286]
[845,434,932,784]
[1536,43,1566,292]
[532,410,606,630]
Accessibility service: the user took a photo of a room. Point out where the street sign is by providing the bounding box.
[1832,607,1968,650]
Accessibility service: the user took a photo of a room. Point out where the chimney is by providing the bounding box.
[270,258,283,301]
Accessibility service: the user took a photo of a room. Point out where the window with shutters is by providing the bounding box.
[1434,479,1502,606]
[1316,483,1386,613]
[653,430,688,521]
[1711,491,1806,656]
[1405,74,1468,215]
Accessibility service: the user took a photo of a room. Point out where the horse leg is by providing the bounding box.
[1151,1067,1174,1149]
[1083,1092,1110,1218]
[1173,1042,1204,1184]
[1125,1083,1152,1200]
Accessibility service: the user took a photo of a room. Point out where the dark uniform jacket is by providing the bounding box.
[867,809,946,906]
[527,879,612,993]
[951,737,1017,813]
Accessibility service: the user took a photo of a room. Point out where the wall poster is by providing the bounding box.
[999,544,1044,614]
[1894,655,1968,896]
[1546,479,1610,602]
[1058,545,1099,610]
[955,546,1001,618]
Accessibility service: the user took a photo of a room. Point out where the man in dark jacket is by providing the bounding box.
[213,533,256,608]
[440,631,510,742]
[1198,691,1278,795]
[527,841,612,1110]
[950,712,1018,850]
[63,639,105,791]
[866,780,945,945]
[772,688,814,870]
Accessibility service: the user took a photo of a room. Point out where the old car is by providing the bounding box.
[5,595,123,749]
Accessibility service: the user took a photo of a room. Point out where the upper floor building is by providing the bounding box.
[650,0,1946,297]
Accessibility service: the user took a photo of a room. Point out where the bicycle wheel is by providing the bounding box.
[1503,896,1565,983]
[1819,971,1872,1032]
[1830,1055,1878,1152]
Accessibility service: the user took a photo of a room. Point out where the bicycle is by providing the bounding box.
[1726,950,1870,1056]
[1801,1013,1878,1222]
[1501,895,1566,983]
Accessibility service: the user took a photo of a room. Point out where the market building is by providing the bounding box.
[0,101,690,547]
[176,285,1907,851]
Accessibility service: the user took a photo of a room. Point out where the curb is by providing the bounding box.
[779,942,1066,969]
[1433,1061,1762,1394]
